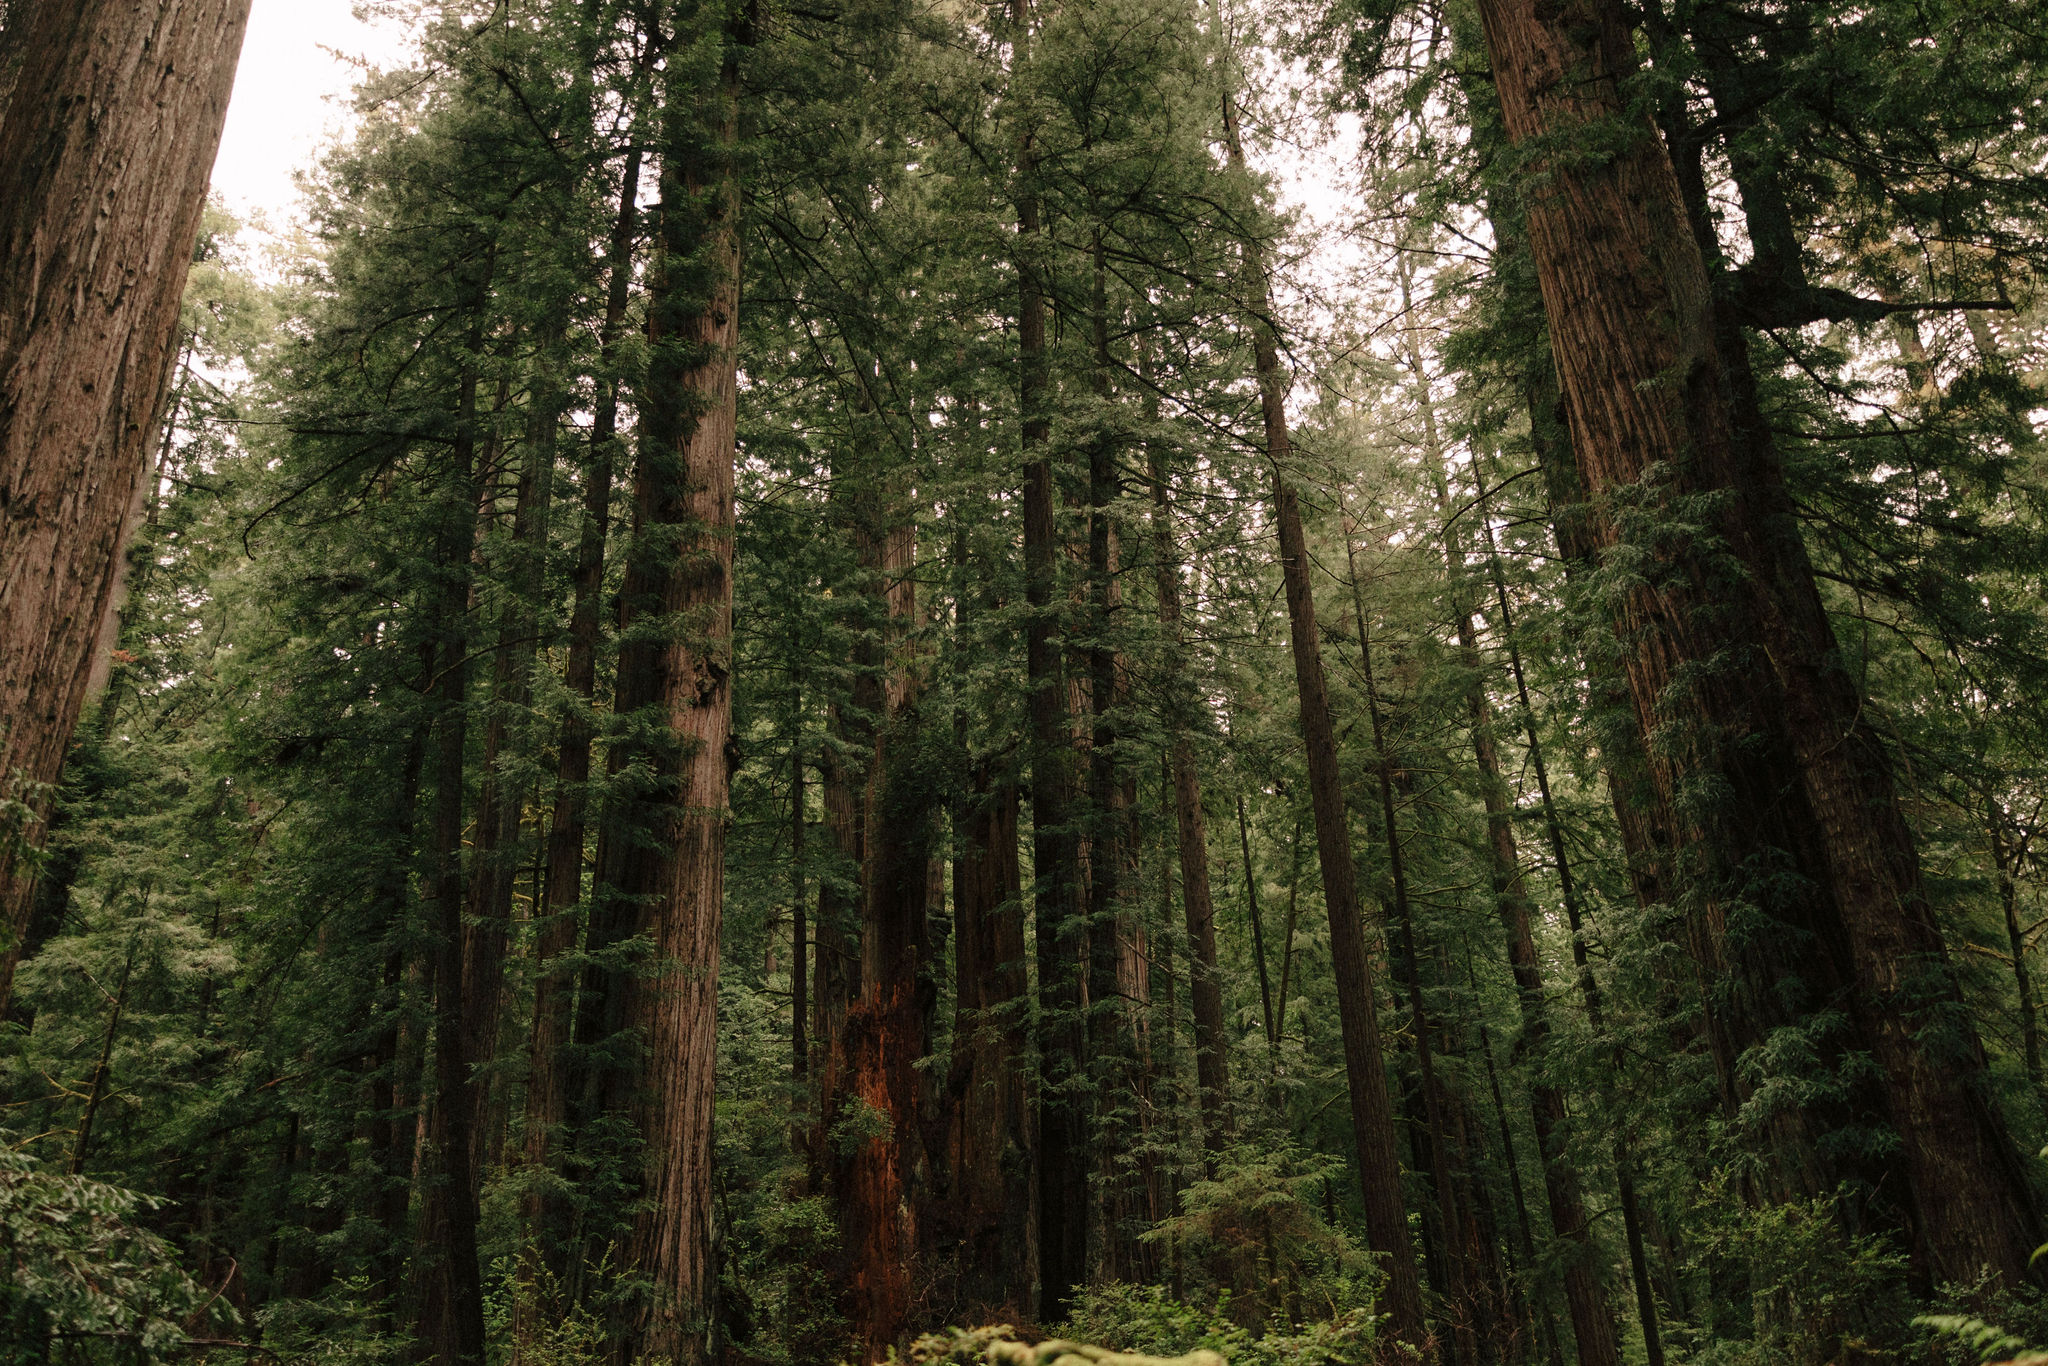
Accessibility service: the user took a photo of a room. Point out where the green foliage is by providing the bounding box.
[1057,1283,1386,1366]
[1144,1143,1379,1328]
[0,1139,224,1362]
[255,1277,412,1366]
[1917,1314,2036,1364]
[10,0,2048,1359]
[1669,1175,1911,1366]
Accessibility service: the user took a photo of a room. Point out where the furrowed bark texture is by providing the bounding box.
[616,23,744,1361]
[828,405,935,1360]
[0,0,253,1012]
[1474,0,2043,1288]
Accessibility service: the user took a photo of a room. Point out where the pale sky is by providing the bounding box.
[210,0,416,227]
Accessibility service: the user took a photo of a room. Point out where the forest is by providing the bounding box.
[3,0,2048,1364]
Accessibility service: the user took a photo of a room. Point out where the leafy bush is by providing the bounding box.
[0,1140,224,1363]
[1142,1142,1380,1331]
[1057,1281,1389,1366]
[1671,1173,1909,1366]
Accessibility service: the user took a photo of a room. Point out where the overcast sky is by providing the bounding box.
[210,0,415,226]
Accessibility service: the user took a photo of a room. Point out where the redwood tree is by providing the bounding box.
[0,0,253,1013]
[1472,0,2045,1289]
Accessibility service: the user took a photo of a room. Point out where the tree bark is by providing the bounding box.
[519,143,643,1321]
[464,375,555,1182]
[0,0,253,1013]
[1218,92,1423,1341]
[1473,0,2043,1287]
[826,379,936,1361]
[1013,0,1089,1316]
[419,304,491,1366]
[1148,429,1229,1148]
[948,765,1033,1315]
[613,15,746,1358]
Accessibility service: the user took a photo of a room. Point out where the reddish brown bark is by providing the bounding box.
[0,0,252,1012]
[1474,0,2043,1287]
[827,434,937,1359]
[611,25,745,1361]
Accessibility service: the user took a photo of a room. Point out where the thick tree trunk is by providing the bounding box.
[1473,0,2043,1287]
[827,390,936,1361]
[1219,94,1423,1341]
[948,765,1034,1315]
[0,0,252,1013]
[1083,236,1154,1285]
[612,23,745,1361]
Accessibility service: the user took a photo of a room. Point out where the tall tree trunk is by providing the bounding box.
[1344,527,1484,1366]
[465,378,556,1181]
[1235,793,1279,1062]
[372,715,430,1334]
[1083,231,1153,1284]
[0,0,253,1013]
[519,142,644,1325]
[948,763,1034,1315]
[1473,0,2043,1287]
[828,380,936,1360]
[613,15,746,1358]
[1013,0,1088,1317]
[1218,93,1424,1341]
[1148,416,1229,1149]
[420,305,492,1366]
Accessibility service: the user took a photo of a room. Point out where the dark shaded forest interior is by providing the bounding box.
[5,1,2048,1365]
